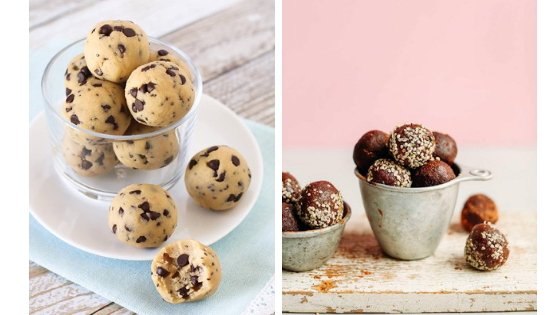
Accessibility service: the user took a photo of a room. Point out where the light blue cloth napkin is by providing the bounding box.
[30,40,275,315]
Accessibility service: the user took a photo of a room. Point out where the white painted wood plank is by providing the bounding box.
[29,0,241,50]
[29,0,101,29]
[282,212,537,313]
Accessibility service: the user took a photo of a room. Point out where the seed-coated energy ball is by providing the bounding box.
[461,194,499,232]
[282,172,301,205]
[389,123,435,169]
[353,130,389,175]
[366,158,412,187]
[465,222,509,271]
[433,132,458,165]
[282,202,300,232]
[412,159,456,187]
[296,181,344,229]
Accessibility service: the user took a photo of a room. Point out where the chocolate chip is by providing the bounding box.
[145,142,152,150]
[92,83,102,87]
[113,25,124,32]
[77,72,86,83]
[232,155,240,166]
[80,147,92,157]
[177,254,189,267]
[136,236,146,243]
[234,192,243,202]
[95,68,103,76]
[216,171,226,182]
[139,84,147,93]
[207,160,220,177]
[147,82,155,92]
[112,224,117,233]
[65,107,72,112]
[138,154,147,160]
[66,73,71,81]
[165,69,176,77]
[81,66,92,77]
[105,115,115,124]
[163,209,169,217]
[141,65,151,72]
[125,225,132,232]
[164,156,173,166]
[190,276,202,291]
[81,160,93,170]
[179,75,186,85]
[65,88,71,96]
[70,114,80,125]
[139,201,150,212]
[226,194,235,202]
[130,88,138,98]
[172,271,180,278]
[123,28,136,37]
[163,235,168,241]
[158,49,169,56]
[149,212,161,220]
[99,24,112,36]
[156,267,169,277]
[177,286,189,298]
[101,104,111,112]
[95,152,105,165]
[118,207,124,216]
[189,159,197,169]
[129,190,141,194]
[132,99,144,112]
[141,213,150,221]
[118,44,126,53]
[66,94,75,103]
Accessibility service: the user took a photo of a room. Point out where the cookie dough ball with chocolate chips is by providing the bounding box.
[465,222,509,271]
[149,49,192,82]
[84,20,149,83]
[461,194,498,232]
[282,172,301,205]
[366,158,412,187]
[282,202,300,232]
[62,80,131,145]
[389,123,435,169]
[108,184,177,248]
[125,61,195,127]
[151,239,222,303]
[113,120,179,170]
[433,132,458,165]
[412,159,456,187]
[62,133,119,177]
[63,53,103,95]
[353,130,389,175]
[296,181,344,229]
[185,145,252,211]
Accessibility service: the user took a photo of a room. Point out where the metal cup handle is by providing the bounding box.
[454,164,493,184]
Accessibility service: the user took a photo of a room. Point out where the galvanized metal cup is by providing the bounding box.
[355,163,492,260]
[282,202,352,272]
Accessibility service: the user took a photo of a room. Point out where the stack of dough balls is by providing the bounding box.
[60,20,195,176]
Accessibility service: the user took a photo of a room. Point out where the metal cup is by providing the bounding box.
[355,163,492,260]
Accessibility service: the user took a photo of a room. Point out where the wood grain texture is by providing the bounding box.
[282,212,537,313]
[29,0,101,30]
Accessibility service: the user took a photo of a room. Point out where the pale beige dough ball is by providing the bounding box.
[148,49,192,81]
[62,132,119,177]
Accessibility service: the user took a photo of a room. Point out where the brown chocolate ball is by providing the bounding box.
[366,158,412,187]
[461,194,498,232]
[296,181,344,229]
[412,159,456,187]
[389,123,435,169]
[465,222,509,271]
[433,132,458,165]
[282,202,300,232]
[353,130,389,175]
[282,172,301,205]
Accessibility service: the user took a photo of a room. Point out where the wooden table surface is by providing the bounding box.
[29,0,274,313]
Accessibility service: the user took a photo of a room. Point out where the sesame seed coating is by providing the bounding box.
[282,172,301,205]
[296,181,344,229]
[465,222,509,271]
[389,123,435,169]
[366,158,412,187]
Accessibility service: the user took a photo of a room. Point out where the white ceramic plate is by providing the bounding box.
[29,94,263,261]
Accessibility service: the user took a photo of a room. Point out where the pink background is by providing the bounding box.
[282,0,536,147]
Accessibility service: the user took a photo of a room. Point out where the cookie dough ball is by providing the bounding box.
[63,53,103,94]
[366,158,412,187]
[411,159,456,187]
[84,20,149,83]
[389,123,435,169]
[296,181,344,229]
[433,132,458,165]
[282,202,300,232]
[62,133,118,177]
[282,172,301,205]
[62,81,131,145]
[109,184,177,248]
[151,239,222,303]
[353,130,389,175]
[465,222,509,271]
[185,145,252,211]
[113,120,179,170]
[125,61,195,127]
[149,49,192,81]
[461,194,498,232]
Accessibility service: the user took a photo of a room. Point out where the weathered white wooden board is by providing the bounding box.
[282,212,537,313]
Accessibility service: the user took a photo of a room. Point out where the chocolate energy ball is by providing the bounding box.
[282,172,301,205]
[366,158,412,187]
[461,194,498,232]
[296,181,344,229]
[412,159,456,187]
[465,222,509,271]
[353,130,389,175]
[433,132,458,165]
[282,202,300,232]
[389,123,435,169]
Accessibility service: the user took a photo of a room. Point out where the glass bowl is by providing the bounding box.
[42,37,202,201]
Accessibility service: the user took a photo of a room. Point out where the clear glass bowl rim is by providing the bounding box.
[41,36,203,141]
